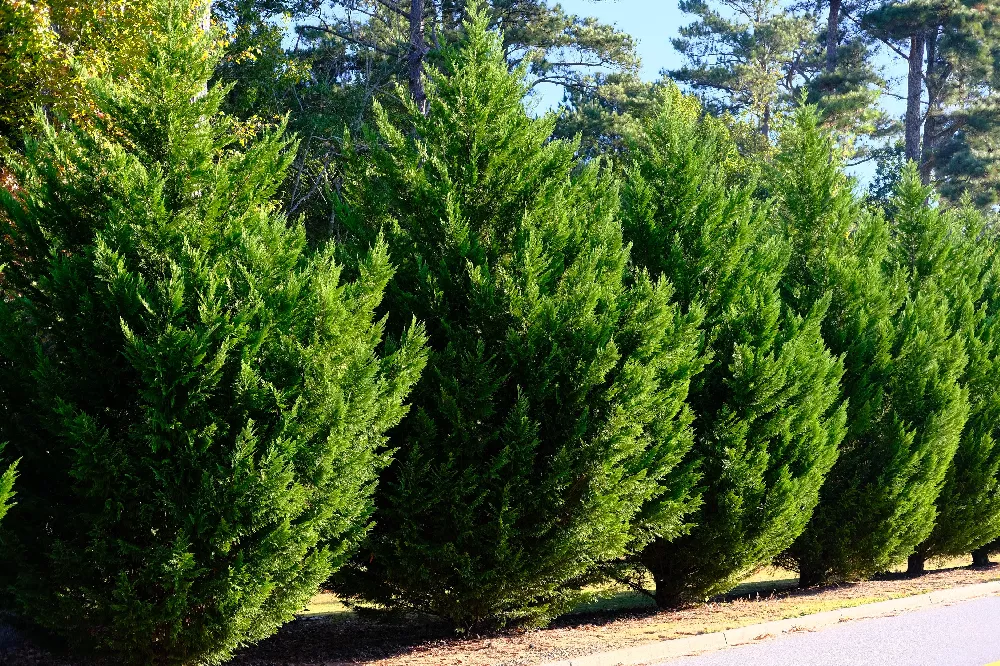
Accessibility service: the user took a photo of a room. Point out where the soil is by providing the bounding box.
[4,561,999,666]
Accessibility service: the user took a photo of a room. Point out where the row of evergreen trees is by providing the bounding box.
[3,2,1000,664]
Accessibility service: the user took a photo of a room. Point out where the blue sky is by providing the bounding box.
[558,0,687,78]
[540,0,908,184]
[532,0,686,108]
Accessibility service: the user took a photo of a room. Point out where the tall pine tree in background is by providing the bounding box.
[899,189,1000,573]
[335,9,704,630]
[0,0,426,662]
[622,87,845,607]
[670,0,817,136]
[774,109,968,585]
[209,0,641,232]
[863,0,1000,206]
[808,0,895,149]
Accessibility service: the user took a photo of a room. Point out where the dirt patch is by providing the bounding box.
[5,561,999,666]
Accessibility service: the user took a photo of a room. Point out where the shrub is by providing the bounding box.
[0,1,426,662]
[904,195,1000,572]
[774,109,967,586]
[621,88,846,607]
[335,10,704,630]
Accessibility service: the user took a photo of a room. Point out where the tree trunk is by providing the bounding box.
[919,28,939,185]
[905,32,926,162]
[652,574,685,609]
[408,0,428,114]
[825,0,842,73]
[798,565,824,589]
[907,553,925,576]
[973,547,993,568]
[761,102,771,137]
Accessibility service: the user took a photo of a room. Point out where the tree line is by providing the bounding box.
[2,0,1000,664]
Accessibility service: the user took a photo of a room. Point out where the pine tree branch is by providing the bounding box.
[300,23,402,58]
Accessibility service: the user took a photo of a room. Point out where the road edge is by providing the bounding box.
[540,579,1000,666]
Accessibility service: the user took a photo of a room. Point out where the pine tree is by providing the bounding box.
[210,0,641,228]
[806,0,896,154]
[554,73,668,159]
[335,10,704,630]
[863,0,1000,205]
[903,194,1000,573]
[622,86,846,607]
[671,0,819,135]
[0,1,426,662]
[774,108,968,585]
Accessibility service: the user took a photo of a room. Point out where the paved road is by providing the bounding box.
[662,596,1000,666]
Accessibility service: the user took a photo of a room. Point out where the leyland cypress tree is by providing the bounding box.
[622,87,846,607]
[336,10,704,630]
[0,1,426,662]
[903,191,1000,574]
[774,109,968,585]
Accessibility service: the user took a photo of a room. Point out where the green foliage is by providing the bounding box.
[0,0,161,150]
[0,1,425,662]
[863,0,1000,207]
[774,108,968,585]
[0,444,16,525]
[910,198,1000,561]
[335,10,704,630]
[805,34,892,142]
[622,87,845,607]
[671,0,818,134]
[554,73,667,159]
[210,0,642,233]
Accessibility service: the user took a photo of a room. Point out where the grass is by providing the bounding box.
[301,592,353,619]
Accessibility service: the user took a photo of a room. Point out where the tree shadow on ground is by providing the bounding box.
[8,561,996,666]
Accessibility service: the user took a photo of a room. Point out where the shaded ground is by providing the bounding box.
[4,559,998,666]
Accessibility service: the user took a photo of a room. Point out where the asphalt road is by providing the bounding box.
[662,596,1000,666]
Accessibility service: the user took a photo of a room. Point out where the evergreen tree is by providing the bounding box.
[671,0,819,135]
[774,109,968,585]
[863,0,1000,206]
[806,0,896,152]
[336,10,704,630]
[210,0,641,229]
[903,194,1000,573]
[553,73,667,159]
[622,87,846,607]
[972,537,1000,567]
[671,0,891,152]
[0,1,426,662]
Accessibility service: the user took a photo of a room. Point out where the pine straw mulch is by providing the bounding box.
[5,561,1000,666]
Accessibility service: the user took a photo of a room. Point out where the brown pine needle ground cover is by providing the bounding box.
[4,559,998,665]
